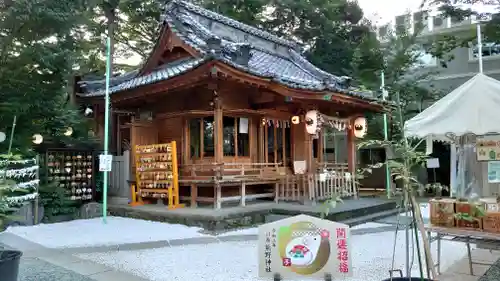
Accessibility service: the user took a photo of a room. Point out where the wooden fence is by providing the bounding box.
[108,157,356,207]
[275,163,357,204]
[109,150,130,202]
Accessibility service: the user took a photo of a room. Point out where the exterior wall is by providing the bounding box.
[112,81,358,175]
[378,12,500,92]
[420,45,500,92]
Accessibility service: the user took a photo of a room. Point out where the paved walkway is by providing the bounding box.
[440,248,500,281]
[1,233,149,281]
[19,257,96,281]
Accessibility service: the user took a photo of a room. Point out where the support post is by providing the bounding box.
[381,71,392,198]
[102,36,112,223]
[347,118,357,198]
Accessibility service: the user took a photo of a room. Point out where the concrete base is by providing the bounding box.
[7,202,44,227]
[77,202,103,220]
[109,197,398,231]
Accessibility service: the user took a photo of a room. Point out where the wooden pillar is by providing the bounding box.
[305,131,313,173]
[258,118,264,162]
[182,118,189,164]
[318,131,324,163]
[347,118,358,197]
[210,80,223,209]
[347,119,356,172]
[214,93,223,163]
[116,115,121,154]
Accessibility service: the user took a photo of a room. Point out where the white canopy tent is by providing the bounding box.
[404,73,500,198]
[405,73,500,141]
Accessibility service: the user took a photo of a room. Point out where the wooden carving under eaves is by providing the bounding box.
[140,25,200,75]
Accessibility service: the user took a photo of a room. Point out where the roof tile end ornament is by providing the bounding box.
[206,36,222,54]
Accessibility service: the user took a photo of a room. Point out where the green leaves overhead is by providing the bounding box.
[0,0,94,152]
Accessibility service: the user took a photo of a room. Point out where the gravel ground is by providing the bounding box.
[77,229,469,281]
[6,216,208,249]
[19,258,95,281]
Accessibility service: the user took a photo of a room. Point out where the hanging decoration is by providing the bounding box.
[353,117,368,138]
[0,158,36,166]
[16,179,40,189]
[305,110,319,135]
[45,150,95,201]
[4,165,39,178]
[291,116,300,125]
[304,110,350,135]
[262,118,291,128]
[1,158,40,205]
[6,192,39,203]
[32,134,43,144]
[64,127,73,136]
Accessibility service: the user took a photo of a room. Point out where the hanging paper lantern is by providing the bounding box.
[32,134,44,144]
[305,110,318,135]
[64,127,73,136]
[353,117,368,138]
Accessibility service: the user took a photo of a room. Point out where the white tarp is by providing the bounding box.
[404,73,500,141]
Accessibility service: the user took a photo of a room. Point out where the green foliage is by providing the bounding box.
[0,178,18,228]
[0,153,30,228]
[454,202,486,222]
[38,182,78,222]
[321,195,343,219]
[0,0,97,153]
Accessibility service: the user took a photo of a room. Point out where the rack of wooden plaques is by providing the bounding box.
[132,141,184,209]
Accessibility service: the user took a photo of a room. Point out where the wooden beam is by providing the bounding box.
[213,62,385,112]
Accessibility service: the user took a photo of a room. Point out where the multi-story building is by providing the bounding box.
[377,11,500,92]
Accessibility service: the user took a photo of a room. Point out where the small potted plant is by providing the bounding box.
[454,199,485,229]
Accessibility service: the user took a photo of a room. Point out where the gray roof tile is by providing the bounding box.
[77,0,378,102]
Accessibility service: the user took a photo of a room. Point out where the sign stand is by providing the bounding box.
[426,158,440,186]
[273,273,332,281]
[259,214,351,279]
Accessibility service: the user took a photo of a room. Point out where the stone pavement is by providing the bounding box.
[0,233,149,281]
[19,258,96,281]
[439,248,500,281]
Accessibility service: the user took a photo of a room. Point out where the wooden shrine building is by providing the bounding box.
[74,0,385,209]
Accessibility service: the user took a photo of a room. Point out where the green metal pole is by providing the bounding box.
[102,37,111,224]
[381,72,391,199]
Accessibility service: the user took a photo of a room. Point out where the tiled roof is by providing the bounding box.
[77,0,377,101]
[79,57,207,97]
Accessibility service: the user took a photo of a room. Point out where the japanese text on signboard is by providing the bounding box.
[265,231,272,272]
[336,227,349,273]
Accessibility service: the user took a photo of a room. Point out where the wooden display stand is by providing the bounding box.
[429,197,500,234]
[130,141,184,209]
[430,198,455,227]
[45,149,96,202]
[481,198,500,233]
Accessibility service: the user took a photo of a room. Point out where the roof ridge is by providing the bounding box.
[165,0,299,50]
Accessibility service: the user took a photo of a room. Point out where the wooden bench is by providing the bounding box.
[180,163,285,209]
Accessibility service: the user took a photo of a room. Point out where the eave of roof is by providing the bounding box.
[77,0,383,105]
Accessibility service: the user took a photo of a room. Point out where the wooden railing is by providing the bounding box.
[180,162,356,208]
[180,162,285,183]
[180,162,285,209]
[275,163,356,203]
